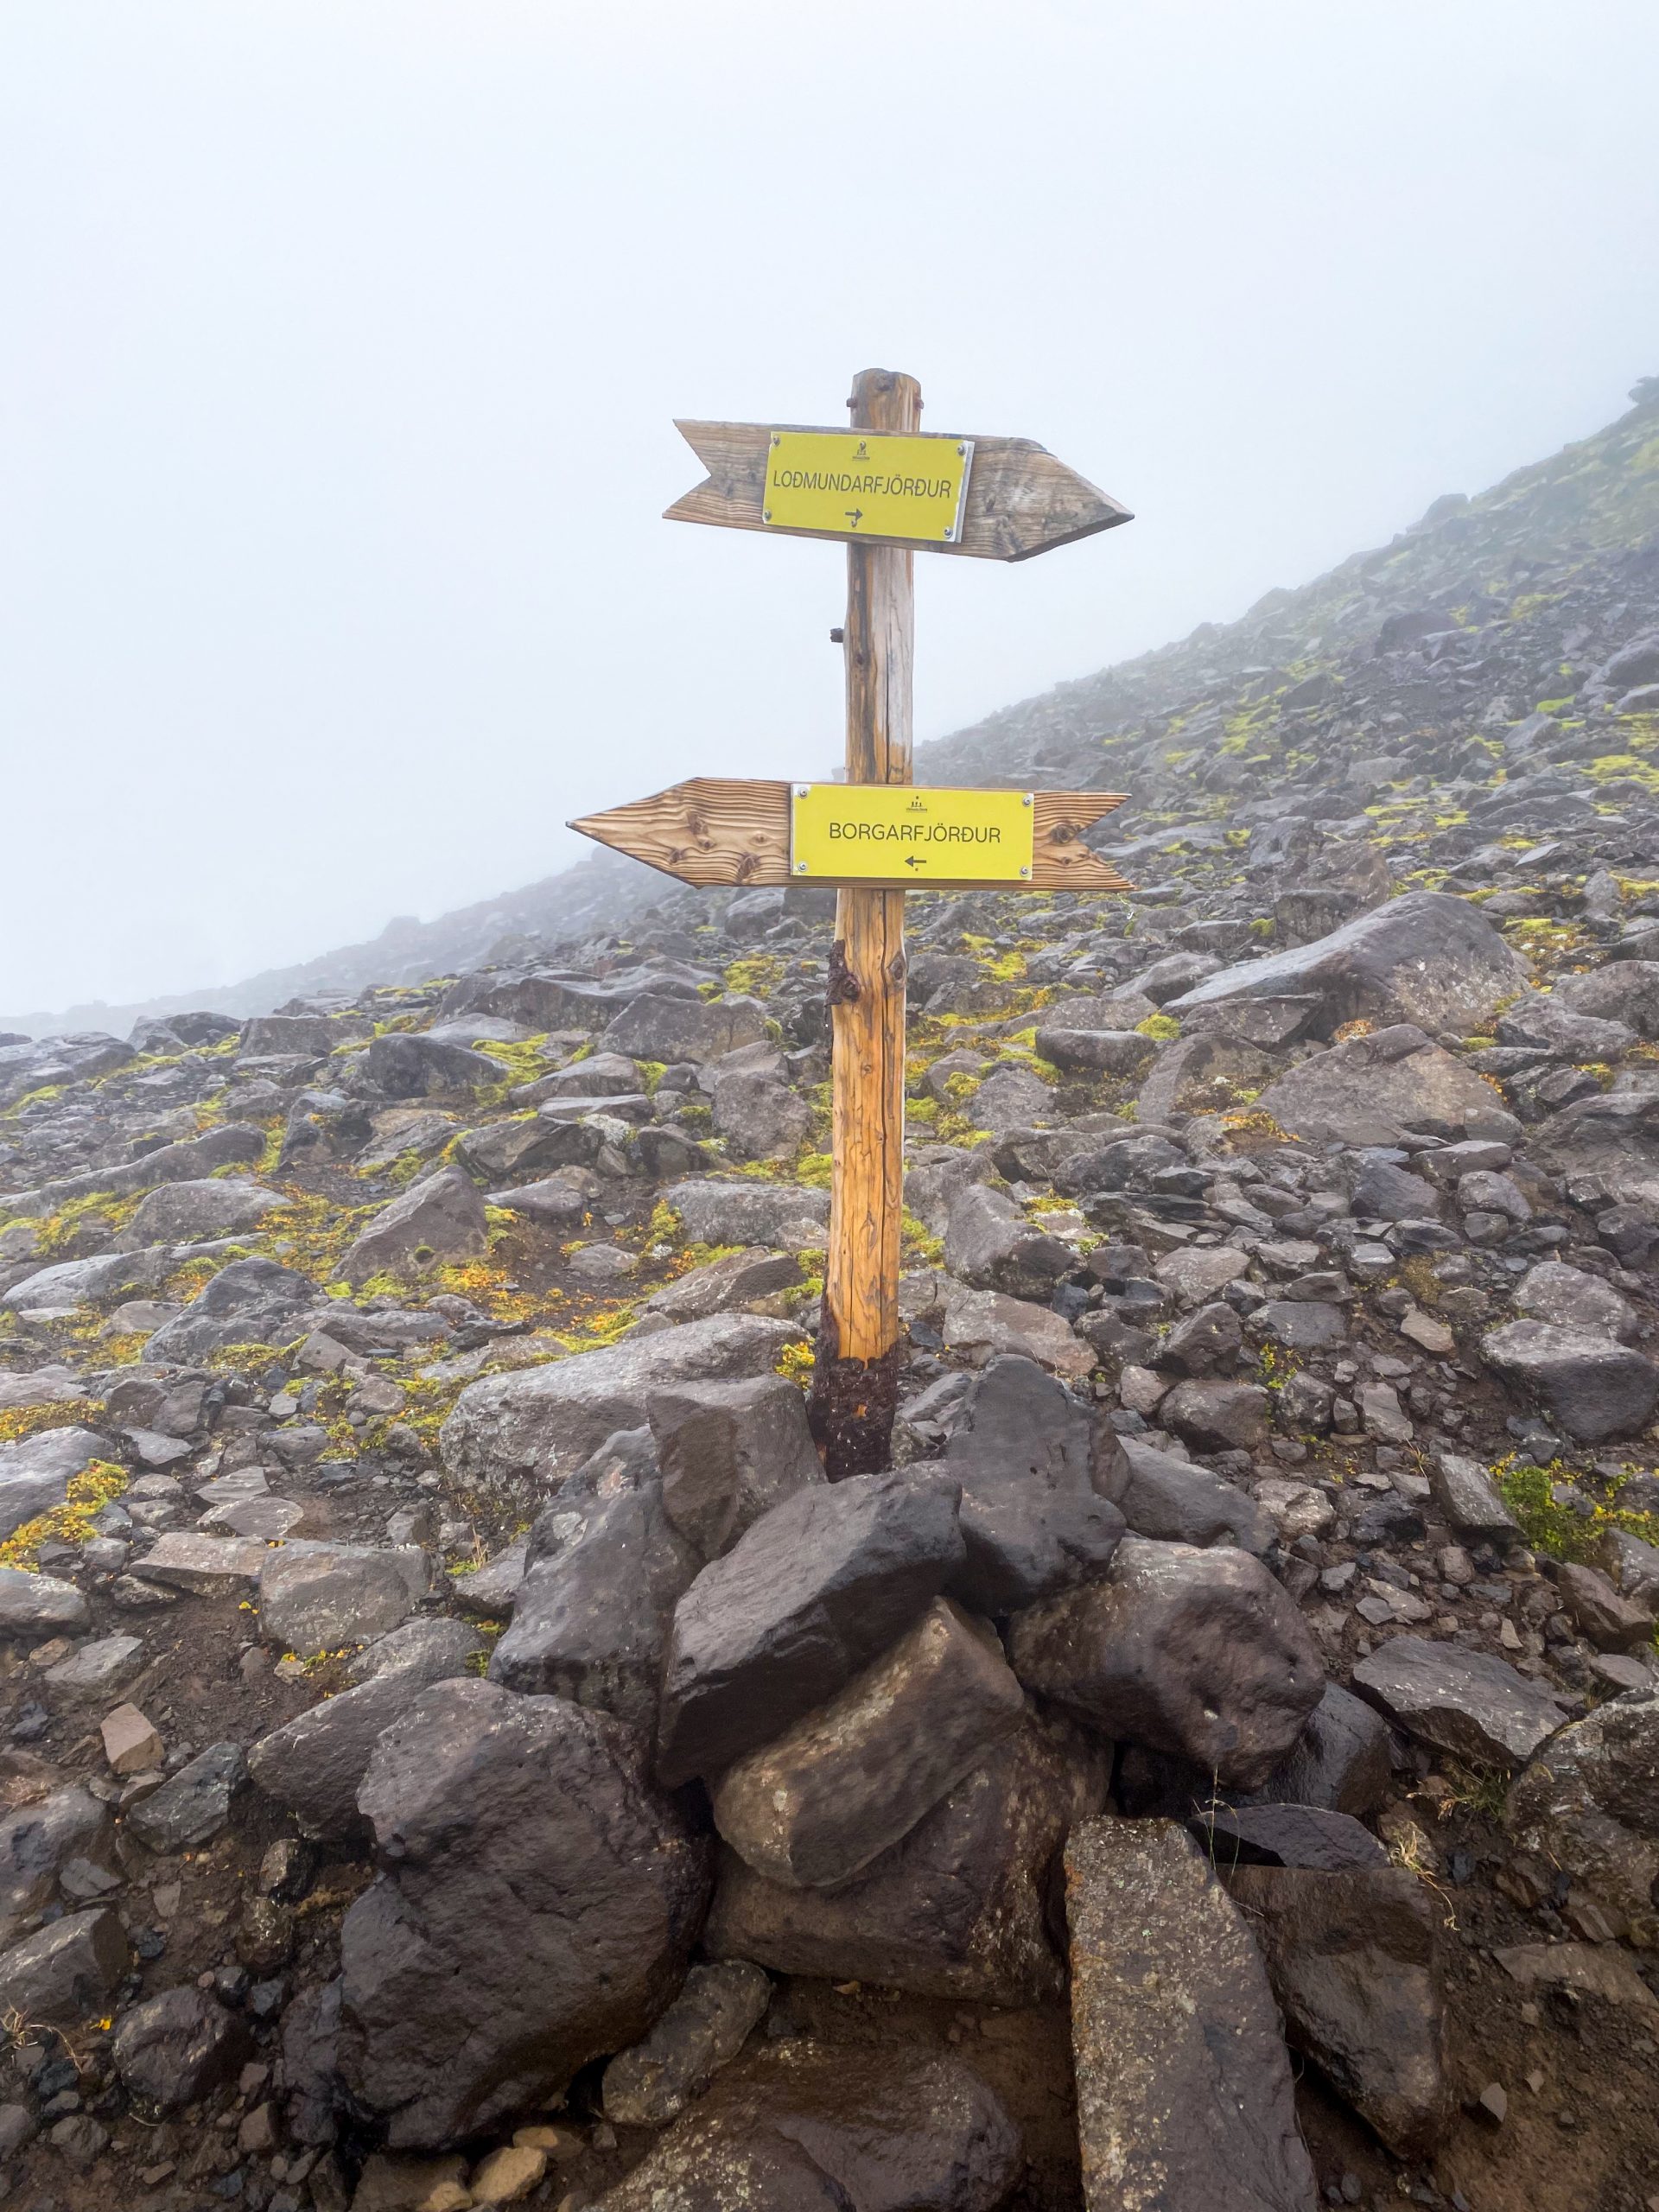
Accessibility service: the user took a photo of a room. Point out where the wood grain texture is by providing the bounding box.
[823,368,918,1389]
[569,779,1133,892]
[665,418,1132,563]
[569,778,788,886]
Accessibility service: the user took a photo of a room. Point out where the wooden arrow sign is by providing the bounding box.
[665,420,1132,561]
[569,777,1132,893]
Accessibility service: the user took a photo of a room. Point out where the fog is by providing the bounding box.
[3,0,1657,1020]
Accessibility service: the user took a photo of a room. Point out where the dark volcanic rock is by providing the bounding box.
[1230,1866,1450,2160]
[0,1908,129,2026]
[657,1469,965,1786]
[705,1714,1107,2005]
[340,1165,490,1286]
[250,1634,478,1839]
[595,2042,1022,2212]
[440,1313,804,1506]
[931,1354,1127,1611]
[112,1987,254,2110]
[144,1257,321,1363]
[124,1742,247,1853]
[1102,1434,1272,1553]
[1504,1688,1659,1938]
[1480,1319,1659,1443]
[1352,1634,1568,1768]
[0,1786,112,1947]
[1118,1681,1393,1821]
[1193,1802,1389,1872]
[709,1599,1026,1890]
[646,1375,824,1560]
[1256,1024,1521,1149]
[340,1678,712,2149]
[1009,1535,1325,1789]
[487,1475,702,1738]
[1065,1816,1318,2212]
[1165,890,1527,1039]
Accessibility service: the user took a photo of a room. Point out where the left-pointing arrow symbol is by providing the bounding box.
[904,855,925,868]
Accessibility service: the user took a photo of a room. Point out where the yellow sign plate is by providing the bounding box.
[791,785,1034,883]
[763,431,974,543]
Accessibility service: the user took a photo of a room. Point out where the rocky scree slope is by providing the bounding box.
[1,380,1659,2210]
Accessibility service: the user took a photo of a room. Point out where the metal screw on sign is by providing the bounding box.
[567,372,1135,1475]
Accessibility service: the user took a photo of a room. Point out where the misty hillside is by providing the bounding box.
[7,377,1659,2212]
[12,372,1657,1042]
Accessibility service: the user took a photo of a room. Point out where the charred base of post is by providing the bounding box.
[806,1309,901,1480]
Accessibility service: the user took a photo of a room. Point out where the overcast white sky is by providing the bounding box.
[4,0,1658,1020]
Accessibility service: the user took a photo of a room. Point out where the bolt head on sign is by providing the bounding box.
[763,431,973,542]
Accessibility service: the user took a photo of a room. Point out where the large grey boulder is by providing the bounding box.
[646,1376,823,1560]
[711,1069,814,1161]
[1513,1261,1637,1341]
[441,1313,804,1508]
[1008,1536,1324,1789]
[1256,1024,1521,1149]
[658,1470,965,1786]
[926,1355,1126,1611]
[0,1426,105,1542]
[339,1166,490,1287]
[943,1185,1074,1302]
[601,1960,772,2129]
[143,1257,321,1362]
[1034,1027,1158,1077]
[1165,890,1527,1040]
[0,1567,91,1638]
[488,1471,702,1739]
[112,1987,252,2109]
[665,1179,830,1246]
[1228,1866,1449,2161]
[454,1113,601,1184]
[438,965,696,1033]
[595,2044,1021,2212]
[339,1679,712,2149]
[361,1032,502,1096]
[1481,1319,1659,1442]
[258,1544,427,1651]
[1103,1434,1273,1554]
[602,994,767,1064]
[241,1011,369,1057]
[709,1599,1026,1890]
[1497,994,1637,1061]
[1554,961,1659,1039]
[1065,1817,1318,2212]
[122,1178,287,1246]
[706,1714,1108,2006]
[941,1281,1093,1379]
[4,1249,175,1313]
[249,1630,478,1838]
[0,1909,129,2026]
[645,1248,805,1324]
[1135,1032,1281,1124]
[0,1787,113,1948]
[1529,1090,1659,1206]
[1505,1688,1659,1941]
[0,1121,265,1222]
[1351,1634,1567,1768]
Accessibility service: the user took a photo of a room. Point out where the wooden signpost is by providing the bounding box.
[571,369,1133,1476]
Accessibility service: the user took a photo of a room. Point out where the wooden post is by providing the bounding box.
[808,367,918,1478]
